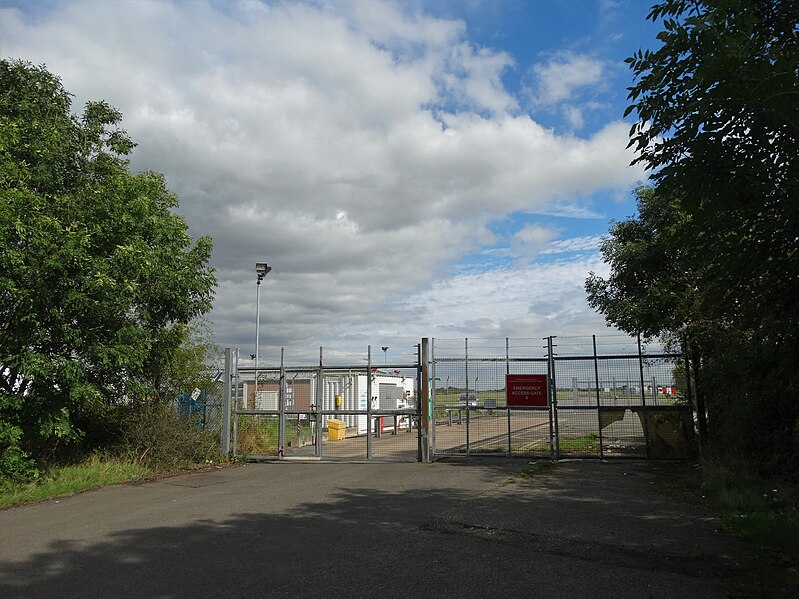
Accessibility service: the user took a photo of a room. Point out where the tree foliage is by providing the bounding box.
[587,1,799,471]
[626,0,799,341]
[0,60,216,479]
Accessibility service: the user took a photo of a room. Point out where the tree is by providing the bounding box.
[586,185,710,443]
[588,1,799,471]
[0,60,216,479]
[144,317,221,405]
[625,0,799,345]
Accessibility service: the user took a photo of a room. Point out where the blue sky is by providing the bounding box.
[0,0,664,362]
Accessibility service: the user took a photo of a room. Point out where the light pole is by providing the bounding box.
[255,263,272,394]
[381,346,389,366]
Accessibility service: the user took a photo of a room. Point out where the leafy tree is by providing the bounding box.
[588,1,799,471]
[144,317,221,405]
[0,60,216,479]
[625,0,799,344]
[586,186,710,443]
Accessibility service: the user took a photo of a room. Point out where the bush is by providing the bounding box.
[0,421,39,486]
[116,402,219,471]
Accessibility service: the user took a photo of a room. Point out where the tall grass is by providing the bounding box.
[235,415,280,456]
[0,455,151,509]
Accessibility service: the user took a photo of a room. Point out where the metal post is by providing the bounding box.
[430,338,436,456]
[366,345,373,460]
[420,338,431,462]
[683,350,695,417]
[506,337,512,457]
[254,279,261,394]
[416,343,422,461]
[232,348,240,457]
[253,263,271,406]
[221,348,232,456]
[548,336,560,459]
[546,338,554,459]
[278,347,285,457]
[593,335,604,460]
[316,346,323,458]
[464,338,470,456]
[637,334,650,458]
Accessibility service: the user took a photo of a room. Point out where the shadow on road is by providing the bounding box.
[1,460,745,598]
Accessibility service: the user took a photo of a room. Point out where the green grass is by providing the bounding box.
[236,415,280,455]
[661,459,799,596]
[0,455,151,509]
[704,464,799,555]
[557,432,601,452]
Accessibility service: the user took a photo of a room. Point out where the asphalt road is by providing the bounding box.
[0,459,746,598]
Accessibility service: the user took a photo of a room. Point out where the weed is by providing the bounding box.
[557,433,601,452]
[512,461,555,480]
[235,415,279,456]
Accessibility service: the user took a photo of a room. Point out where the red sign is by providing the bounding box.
[506,374,549,407]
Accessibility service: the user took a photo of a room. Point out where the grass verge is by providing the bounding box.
[660,459,798,597]
[0,455,152,509]
[703,462,799,596]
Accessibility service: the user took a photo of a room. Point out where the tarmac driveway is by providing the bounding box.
[0,459,745,598]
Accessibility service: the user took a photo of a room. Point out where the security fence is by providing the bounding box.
[218,336,696,462]
[431,335,695,460]
[223,345,423,462]
[176,379,225,430]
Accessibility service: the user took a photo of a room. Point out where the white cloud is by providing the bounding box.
[563,105,584,129]
[0,1,639,353]
[530,51,607,106]
[542,235,605,255]
[400,255,614,339]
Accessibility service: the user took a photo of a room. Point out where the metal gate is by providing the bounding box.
[222,345,423,461]
[430,336,695,460]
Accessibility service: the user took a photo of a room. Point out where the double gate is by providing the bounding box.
[223,346,423,461]
[219,336,695,462]
[430,336,695,460]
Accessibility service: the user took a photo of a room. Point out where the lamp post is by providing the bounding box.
[255,263,272,394]
[381,346,389,366]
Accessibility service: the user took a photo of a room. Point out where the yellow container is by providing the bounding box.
[327,419,346,441]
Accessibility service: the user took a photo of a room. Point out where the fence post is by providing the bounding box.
[420,338,431,462]
[637,334,650,458]
[593,335,604,460]
[367,345,373,460]
[465,337,470,456]
[547,337,560,459]
[221,347,232,456]
[506,337,512,458]
[278,347,285,458]
[430,338,436,457]
[232,349,240,458]
[316,346,323,458]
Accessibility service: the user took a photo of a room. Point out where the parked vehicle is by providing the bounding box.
[457,393,478,408]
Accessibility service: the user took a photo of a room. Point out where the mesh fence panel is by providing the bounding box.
[223,336,692,461]
[431,336,694,459]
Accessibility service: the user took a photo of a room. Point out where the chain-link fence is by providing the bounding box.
[225,344,422,461]
[431,335,695,459]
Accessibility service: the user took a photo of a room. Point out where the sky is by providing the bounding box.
[0,0,663,364]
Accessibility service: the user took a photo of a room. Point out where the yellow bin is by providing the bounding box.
[327,419,346,441]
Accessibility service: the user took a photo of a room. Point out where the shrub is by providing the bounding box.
[0,421,39,486]
[116,402,219,471]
